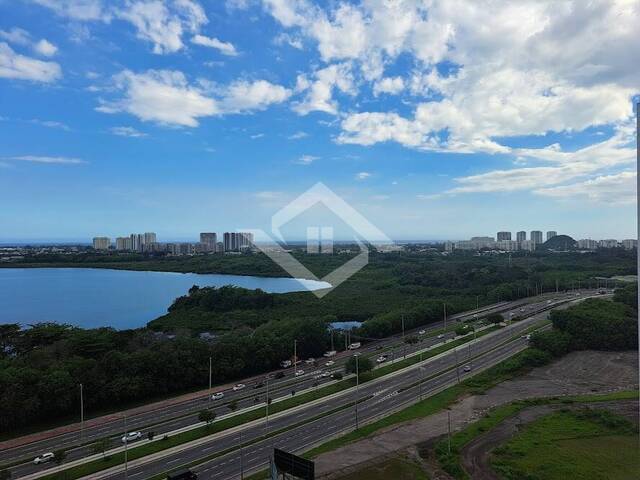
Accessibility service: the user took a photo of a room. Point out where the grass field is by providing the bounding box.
[335,455,429,480]
[491,409,640,480]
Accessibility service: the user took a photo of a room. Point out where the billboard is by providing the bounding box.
[272,448,315,480]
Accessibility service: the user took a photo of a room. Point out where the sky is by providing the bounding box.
[0,0,638,242]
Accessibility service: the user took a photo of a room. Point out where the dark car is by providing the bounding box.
[167,469,198,480]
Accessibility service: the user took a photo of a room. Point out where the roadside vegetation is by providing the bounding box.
[0,249,635,435]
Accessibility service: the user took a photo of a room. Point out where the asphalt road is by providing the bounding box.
[90,297,567,480]
[5,290,596,478]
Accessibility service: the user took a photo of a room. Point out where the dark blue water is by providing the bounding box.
[0,268,330,329]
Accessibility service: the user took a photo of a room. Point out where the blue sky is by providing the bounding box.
[0,0,638,242]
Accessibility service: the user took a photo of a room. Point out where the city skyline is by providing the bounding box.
[0,1,638,241]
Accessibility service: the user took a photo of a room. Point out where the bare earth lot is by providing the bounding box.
[315,350,638,479]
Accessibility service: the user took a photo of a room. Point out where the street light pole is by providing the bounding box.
[208,356,212,393]
[354,353,360,430]
[265,377,270,436]
[79,383,84,445]
[401,314,406,359]
[123,414,128,480]
[454,348,460,384]
[294,339,297,376]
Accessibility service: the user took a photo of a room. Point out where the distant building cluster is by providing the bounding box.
[444,230,637,253]
[92,231,255,255]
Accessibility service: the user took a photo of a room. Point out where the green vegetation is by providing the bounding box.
[0,249,635,435]
[345,356,373,374]
[491,409,639,480]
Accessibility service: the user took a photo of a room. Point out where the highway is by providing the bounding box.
[4,290,596,479]
[83,293,578,480]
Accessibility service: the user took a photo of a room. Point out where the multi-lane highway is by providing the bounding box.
[4,290,598,479]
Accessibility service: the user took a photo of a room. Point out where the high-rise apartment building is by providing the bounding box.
[530,231,543,244]
[115,237,132,250]
[516,231,526,242]
[223,232,254,252]
[497,231,511,241]
[92,237,111,250]
[599,239,619,248]
[144,232,157,244]
[622,239,637,249]
[546,231,557,241]
[577,239,598,250]
[200,232,217,252]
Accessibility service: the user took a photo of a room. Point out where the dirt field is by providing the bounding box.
[315,350,638,479]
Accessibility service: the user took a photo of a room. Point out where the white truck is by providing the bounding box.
[323,350,337,357]
[348,342,361,350]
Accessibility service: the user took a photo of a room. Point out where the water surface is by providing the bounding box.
[0,268,329,329]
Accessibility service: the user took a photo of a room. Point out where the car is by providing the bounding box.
[274,371,285,379]
[33,453,54,465]
[376,356,387,363]
[305,358,315,364]
[211,392,224,401]
[121,431,142,443]
[320,371,331,378]
[463,365,471,372]
[253,382,264,389]
[520,308,525,312]
[418,330,426,335]
[295,370,305,376]
[437,334,444,339]
[325,360,335,366]
[233,383,246,391]
[525,334,531,341]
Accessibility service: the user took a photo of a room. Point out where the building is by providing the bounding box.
[520,240,536,251]
[144,232,157,244]
[223,232,255,252]
[531,231,543,244]
[599,239,619,248]
[496,240,518,251]
[516,231,526,242]
[455,236,495,250]
[622,239,637,249]
[92,237,111,250]
[497,231,511,241]
[577,239,598,250]
[199,232,217,252]
[444,241,454,252]
[546,231,557,241]
[115,237,132,251]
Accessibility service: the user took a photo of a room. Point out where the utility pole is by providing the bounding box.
[294,339,297,376]
[443,303,447,331]
[240,428,244,480]
[330,329,334,351]
[79,383,84,445]
[123,414,128,480]
[454,348,460,383]
[401,314,406,359]
[354,353,360,430]
[265,377,270,436]
[208,356,212,393]
[447,410,452,454]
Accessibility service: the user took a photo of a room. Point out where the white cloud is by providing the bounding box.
[536,171,636,205]
[373,76,404,96]
[97,70,291,126]
[218,79,291,114]
[31,119,70,130]
[0,42,61,82]
[30,0,107,21]
[110,126,147,137]
[355,171,371,180]
[115,0,207,54]
[288,131,308,139]
[254,190,282,199]
[192,34,238,56]
[97,69,217,127]
[6,155,85,164]
[0,28,31,46]
[250,133,265,139]
[293,63,354,115]
[274,32,303,50]
[34,39,58,57]
[294,154,318,165]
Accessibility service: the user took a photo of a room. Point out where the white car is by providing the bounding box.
[376,356,387,363]
[121,431,142,443]
[305,358,315,364]
[211,392,224,401]
[418,330,426,335]
[463,365,472,372]
[437,334,444,339]
[233,384,246,391]
[320,371,331,378]
[325,360,335,367]
[33,453,54,465]
[295,370,305,376]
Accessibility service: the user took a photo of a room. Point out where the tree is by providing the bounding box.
[486,313,504,324]
[345,356,373,375]
[404,335,419,344]
[455,324,473,336]
[228,400,238,413]
[91,438,111,460]
[198,409,216,428]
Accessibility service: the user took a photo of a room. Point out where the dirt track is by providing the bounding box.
[315,350,638,479]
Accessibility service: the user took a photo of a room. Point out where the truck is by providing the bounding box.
[323,350,337,358]
[348,342,361,350]
[167,469,198,480]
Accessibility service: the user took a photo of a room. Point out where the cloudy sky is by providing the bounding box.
[0,0,638,242]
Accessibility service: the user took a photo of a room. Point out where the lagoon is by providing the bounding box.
[0,268,329,329]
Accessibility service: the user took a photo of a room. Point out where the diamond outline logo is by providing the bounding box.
[248,182,393,298]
